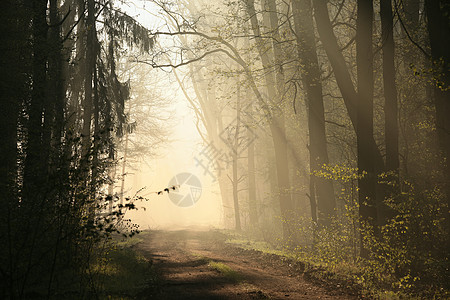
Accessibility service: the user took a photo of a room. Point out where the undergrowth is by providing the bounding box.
[224,230,449,300]
[91,232,160,299]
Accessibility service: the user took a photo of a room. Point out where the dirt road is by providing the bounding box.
[136,229,358,299]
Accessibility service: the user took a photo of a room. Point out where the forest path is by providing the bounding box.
[135,228,357,299]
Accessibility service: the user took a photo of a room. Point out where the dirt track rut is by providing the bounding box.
[136,229,358,300]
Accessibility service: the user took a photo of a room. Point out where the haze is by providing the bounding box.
[1,0,449,298]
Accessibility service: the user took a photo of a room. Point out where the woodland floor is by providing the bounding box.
[134,228,360,300]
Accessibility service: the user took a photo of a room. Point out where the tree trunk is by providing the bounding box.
[108,165,116,212]
[313,0,389,226]
[51,0,66,161]
[380,0,400,194]
[308,171,318,224]
[119,134,129,206]
[356,0,377,258]
[269,118,293,237]
[45,0,64,178]
[0,3,23,294]
[232,83,242,231]
[292,0,336,227]
[24,0,48,201]
[244,0,294,240]
[425,0,450,228]
[402,0,420,66]
[120,120,131,206]
[69,0,86,124]
[81,0,95,163]
[0,0,21,207]
[92,66,100,180]
[248,112,258,226]
[312,1,384,170]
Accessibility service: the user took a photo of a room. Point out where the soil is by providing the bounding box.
[135,228,360,300]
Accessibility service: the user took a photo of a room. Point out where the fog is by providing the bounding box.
[110,2,448,286]
[2,0,448,296]
[123,88,223,229]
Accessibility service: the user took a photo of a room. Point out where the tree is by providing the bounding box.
[356,0,377,257]
[0,0,154,296]
[292,0,336,227]
[312,0,385,172]
[425,0,450,232]
[380,0,400,196]
[243,0,294,240]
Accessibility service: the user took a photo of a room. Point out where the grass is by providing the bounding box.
[191,252,243,283]
[226,238,296,258]
[91,232,160,299]
[113,230,150,248]
[222,231,450,300]
[223,231,366,296]
[208,261,242,283]
[191,253,212,265]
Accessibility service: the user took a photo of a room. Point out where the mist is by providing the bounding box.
[1,0,449,298]
[123,91,223,229]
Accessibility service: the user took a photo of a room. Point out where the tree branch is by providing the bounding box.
[392,0,431,59]
[135,48,225,69]
[148,29,276,120]
[63,8,86,42]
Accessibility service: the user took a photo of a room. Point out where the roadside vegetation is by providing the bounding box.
[224,229,449,300]
[208,261,242,283]
[90,231,160,299]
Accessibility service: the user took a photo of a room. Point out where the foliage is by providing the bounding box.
[363,182,449,296]
[238,162,449,298]
[90,232,159,299]
[0,0,156,298]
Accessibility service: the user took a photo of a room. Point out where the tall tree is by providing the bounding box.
[0,0,24,206]
[312,1,384,170]
[0,2,27,295]
[292,0,336,227]
[243,0,294,240]
[356,0,377,258]
[0,0,154,295]
[81,0,95,163]
[425,0,450,225]
[380,0,399,193]
[313,0,392,223]
[312,1,391,227]
[247,105,258,226]
[232,82,242,230]
[23,0,48,202]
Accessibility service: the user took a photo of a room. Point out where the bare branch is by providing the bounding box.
[63,8,86,42]
[325,119,347,128]
[392,0,431,59]
[135,49,225,69]
[148,30,273,118]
